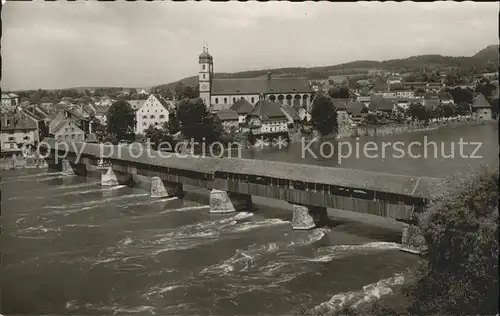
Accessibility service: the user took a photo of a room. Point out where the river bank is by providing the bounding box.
[339,117,487,139]
[0,156,48,171]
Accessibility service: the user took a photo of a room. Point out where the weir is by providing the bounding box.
[43,139,442,254]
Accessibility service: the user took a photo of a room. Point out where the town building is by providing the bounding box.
[346,101,367,124]
[394,98,408,111]
[1,112,38,155]
[280,103,301,127]
[402,82,428,91]
[334,101,353,131]
[135,94,174,134]
[357,95,372,107]
[423,99,440,112]
[471,93,493,120]
[94,107,109,125]
[229,99,254,124]
[1,93,19,108]
[369,95,395,114]
[438,92,454,105]
[216,109,239,133]
[245,100,288,135]
[197,47,313,112]
[52,119,86,142]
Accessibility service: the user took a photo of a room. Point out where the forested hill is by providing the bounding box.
[154,45,499,90]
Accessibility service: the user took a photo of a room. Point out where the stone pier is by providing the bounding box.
[150,176,183,198]
[101,166,132,186]
[61,159,86,176]
[209,189,252,214]
[61,159,75,175]
[400,222,427,254]
[290,203,329,230]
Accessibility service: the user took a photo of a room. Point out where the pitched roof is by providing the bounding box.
[39,96,56,104]
[69,106,91,120]
[280,103,301,121]
[211,77,311,95]
[152,94,173,110]
[86,133,98,143]
[0,113,37,131]
[52,119,81,135]
[424,99,440,110]
[95,106,109,115]
[216,109,239,121]
[127,100,146,110]
[229,99,254,114]
[369,95,394,111]
[345,101,366,116]
[438,91,453,100]
[357,96,372,102]
[332,98,349,110]
[472,93,491,108]
[249,100,287,121]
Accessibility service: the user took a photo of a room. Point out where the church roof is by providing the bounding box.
[472,93,491,108]
[230,99,254,114]
[211,77,311,95]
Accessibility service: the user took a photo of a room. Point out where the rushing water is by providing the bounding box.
[1,123,498,315]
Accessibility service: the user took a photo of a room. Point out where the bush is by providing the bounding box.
[407,166,499,315]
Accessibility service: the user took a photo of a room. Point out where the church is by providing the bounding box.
[198,47,313,112]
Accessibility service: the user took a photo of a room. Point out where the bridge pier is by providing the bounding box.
[400,222,426,254]
[209,189,252,214]
[61,159,87,176]
[150,176,183,198]
[101,166,133,186]
[290,203,329,230]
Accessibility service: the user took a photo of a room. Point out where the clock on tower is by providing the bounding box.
[200,83,209,92]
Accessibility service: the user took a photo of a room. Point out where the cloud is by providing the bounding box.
[1,1,498,91]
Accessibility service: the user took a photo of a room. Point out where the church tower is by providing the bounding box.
[198,45,213,111]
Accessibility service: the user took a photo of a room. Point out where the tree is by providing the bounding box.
[456,102,471,116]
[91,119,107,142]
[174,83,185,100]
[176,98,222,151]
[408,102,427,121]
[144,125,173,150]
[407,167,499,316]
[328,87,350,99]
[165,112,180,135]
[448,87,474,104]
[363,113,378,125]
[310,94,338,136]
[106,100,136,143]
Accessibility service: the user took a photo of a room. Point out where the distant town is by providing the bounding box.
[1,45,499,157]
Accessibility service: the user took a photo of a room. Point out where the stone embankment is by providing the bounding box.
[0,155,47,171]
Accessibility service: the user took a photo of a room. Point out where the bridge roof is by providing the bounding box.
[216,158,442,199]
[43,139,220,173]
[43,138,443,198]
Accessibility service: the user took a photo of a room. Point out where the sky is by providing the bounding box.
[1,1,498,91]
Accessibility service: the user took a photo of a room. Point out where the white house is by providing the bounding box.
[135,94,174,134]
[245,100,288,135]
[471,93,493,121]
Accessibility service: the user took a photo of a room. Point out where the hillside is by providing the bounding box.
[155,45,499,91]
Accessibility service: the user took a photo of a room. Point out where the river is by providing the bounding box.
[1,122,498,315]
